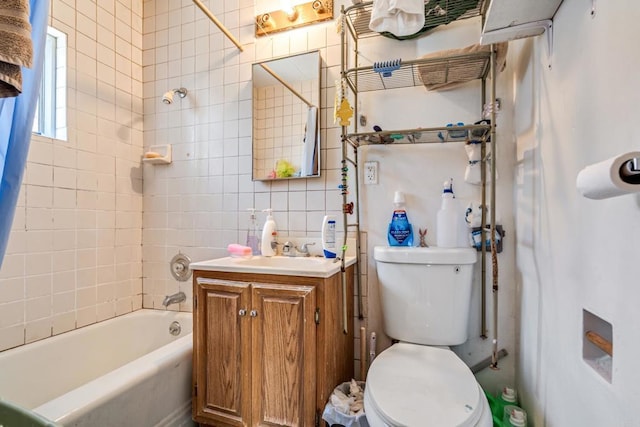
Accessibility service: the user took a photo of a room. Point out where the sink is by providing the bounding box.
[190,255,356,278]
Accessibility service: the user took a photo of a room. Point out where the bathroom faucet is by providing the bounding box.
[296,242,315,257]
[163,291,186,308]
[282,241,315,257]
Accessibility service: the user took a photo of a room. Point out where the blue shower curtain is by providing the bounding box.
[0,0,50,268]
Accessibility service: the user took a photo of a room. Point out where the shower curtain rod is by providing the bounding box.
[259,63,315,108]
[193,0,244,52]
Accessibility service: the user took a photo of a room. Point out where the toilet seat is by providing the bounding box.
[364,343,489,427]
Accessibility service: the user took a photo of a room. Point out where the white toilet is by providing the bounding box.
[364,246,492,427]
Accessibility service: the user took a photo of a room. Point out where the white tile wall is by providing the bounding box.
[0,0,144,351]
[0,0,363,365]
[141,0,346,310]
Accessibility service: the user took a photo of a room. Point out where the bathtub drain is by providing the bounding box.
[169,321,182,336]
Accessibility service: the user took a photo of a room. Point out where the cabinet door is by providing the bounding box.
[250,284,317,427]
[194,278,251,427]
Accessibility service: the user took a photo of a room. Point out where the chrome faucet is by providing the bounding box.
[282,241,296,256]
[163,291,186,308]
[296,242,315,257]
[282,241,315,257]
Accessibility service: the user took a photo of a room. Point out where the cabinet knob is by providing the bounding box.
[238,309,247,316]
[249,310,258,317]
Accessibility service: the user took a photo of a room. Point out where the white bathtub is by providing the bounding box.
[0,309,194,427]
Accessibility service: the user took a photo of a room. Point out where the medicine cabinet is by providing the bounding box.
[252,50,321,181]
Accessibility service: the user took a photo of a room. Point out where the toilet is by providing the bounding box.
[364,246,492,427]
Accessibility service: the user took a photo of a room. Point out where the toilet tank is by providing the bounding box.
[373,246,477,346]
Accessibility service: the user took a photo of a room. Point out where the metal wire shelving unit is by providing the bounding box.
[339,0,501,368]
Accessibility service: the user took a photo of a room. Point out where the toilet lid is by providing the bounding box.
[366,343,483,427]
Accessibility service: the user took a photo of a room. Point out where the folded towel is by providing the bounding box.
[0,0,33,97]
[369,0,425,37]
[418,42,508,91]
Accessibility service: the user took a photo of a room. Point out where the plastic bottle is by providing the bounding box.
[261,209,277,257]
[494,386,519,423]
[322,215,337,258]
[387,191,413,246]
[246,208,261,255]
[504,407,527,427]
[436,179,459,248]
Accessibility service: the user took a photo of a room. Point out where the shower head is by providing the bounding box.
[162,87,188,104]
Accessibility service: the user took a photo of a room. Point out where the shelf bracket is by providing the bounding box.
[481,20,553,68]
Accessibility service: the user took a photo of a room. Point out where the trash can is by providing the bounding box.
[321,380,369,427]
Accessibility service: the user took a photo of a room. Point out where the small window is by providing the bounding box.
[32,26,67,140]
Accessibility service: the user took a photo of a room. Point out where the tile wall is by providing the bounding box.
[0,0,370,375]
[0,0,145,352]
[140,0,366,373]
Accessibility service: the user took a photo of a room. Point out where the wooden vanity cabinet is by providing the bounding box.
[192,267,354,427]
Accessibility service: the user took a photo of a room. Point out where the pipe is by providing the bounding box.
[489,44,499,370]
[471,348,508,374]
[369,332,377,362]
[360,326,367,380]
[193,0,244,52]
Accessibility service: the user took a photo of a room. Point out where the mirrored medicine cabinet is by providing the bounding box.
[252,50,321,181]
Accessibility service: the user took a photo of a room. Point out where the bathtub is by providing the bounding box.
[0,309,194,427]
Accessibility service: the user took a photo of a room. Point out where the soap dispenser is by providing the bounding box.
[261,209,277,257]
[246,208,260,255]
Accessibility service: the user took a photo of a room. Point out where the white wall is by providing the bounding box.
[0,0,145,352]
[512,0,640,424]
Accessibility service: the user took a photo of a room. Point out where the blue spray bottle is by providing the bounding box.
[387,191,413,246]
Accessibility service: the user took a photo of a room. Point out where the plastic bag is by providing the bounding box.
[321,381,369,427]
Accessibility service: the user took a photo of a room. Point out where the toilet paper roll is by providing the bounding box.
[576,151,640,199]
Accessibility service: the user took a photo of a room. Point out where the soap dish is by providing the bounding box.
[142,145,172,165]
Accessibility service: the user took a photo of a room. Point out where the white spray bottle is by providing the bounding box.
[436,179,459,248]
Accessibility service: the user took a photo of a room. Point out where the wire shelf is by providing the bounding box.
[345,52,491,92]
[344,123,491,147]
[344,0,485,39]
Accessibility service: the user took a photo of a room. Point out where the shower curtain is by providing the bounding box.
[0,0,50,268]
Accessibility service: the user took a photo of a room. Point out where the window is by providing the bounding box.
[32,26,67,140]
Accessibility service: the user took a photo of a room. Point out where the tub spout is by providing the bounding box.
[163,291,186,308]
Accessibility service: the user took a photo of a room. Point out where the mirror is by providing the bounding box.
[252,51,321,181]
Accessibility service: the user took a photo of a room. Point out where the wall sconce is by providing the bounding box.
[256,0,333,37]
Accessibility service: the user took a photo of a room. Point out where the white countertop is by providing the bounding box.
[190,255,357,278]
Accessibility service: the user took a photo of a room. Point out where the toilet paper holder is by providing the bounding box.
[621,157,640,183]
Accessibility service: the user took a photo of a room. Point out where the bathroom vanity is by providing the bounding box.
[190,256,355,426]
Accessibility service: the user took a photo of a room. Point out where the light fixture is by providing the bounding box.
[285,6,298,21]
[255,0,333,37]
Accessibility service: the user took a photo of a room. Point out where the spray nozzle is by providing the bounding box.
[442,178,454,195]
[247,208,257,219]
[262,208,273,218]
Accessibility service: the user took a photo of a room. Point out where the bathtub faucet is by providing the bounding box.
[162,291,186,308]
